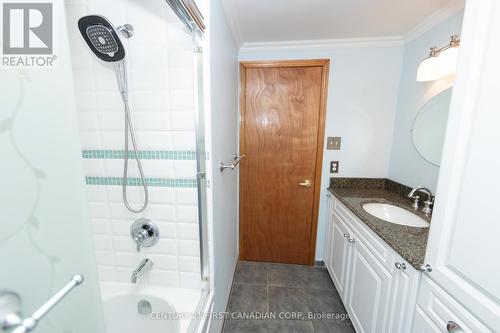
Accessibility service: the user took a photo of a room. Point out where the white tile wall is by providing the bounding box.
[65,0,201,289]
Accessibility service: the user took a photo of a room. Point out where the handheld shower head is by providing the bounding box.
[77,14,149,214]
[78,15,125,62]
[78,15,129,94]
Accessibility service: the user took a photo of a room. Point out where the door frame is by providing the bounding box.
[239,59,330,265]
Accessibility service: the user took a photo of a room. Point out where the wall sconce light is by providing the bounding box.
[416,35,460,82]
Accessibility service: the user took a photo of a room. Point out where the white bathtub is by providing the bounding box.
[100,282,203,333]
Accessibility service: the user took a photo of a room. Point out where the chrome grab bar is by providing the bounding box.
[219,154,246,172]
[10,275,84,333]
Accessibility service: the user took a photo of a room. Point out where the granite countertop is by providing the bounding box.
[327,178,430,270]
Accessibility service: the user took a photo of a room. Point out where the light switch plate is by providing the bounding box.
[327,137,341,150]
[330,161,339,174]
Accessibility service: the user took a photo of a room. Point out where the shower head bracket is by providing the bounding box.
[116,24,134,39]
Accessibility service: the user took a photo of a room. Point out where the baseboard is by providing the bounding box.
[315,260,325,267]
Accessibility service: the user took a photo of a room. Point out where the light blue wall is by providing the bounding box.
[388,12,464,192]
[240,46,404,260]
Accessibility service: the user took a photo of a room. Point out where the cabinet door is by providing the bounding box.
[346,236,392,333]
[329,212,352,300]
[387,257,420,333]
[411,307,440,333]
[422,1,500,329]
[323,193,334,269]
[415,276,492,333]
[334,199,396,272]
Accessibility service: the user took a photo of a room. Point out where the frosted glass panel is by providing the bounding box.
[0,2,105,333]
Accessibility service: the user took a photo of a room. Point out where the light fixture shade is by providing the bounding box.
[416,56,441,82]
[417,45,460,82]
[437,46,459,78]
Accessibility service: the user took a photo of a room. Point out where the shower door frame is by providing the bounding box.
[193,30,210,286]
[185,30,212,333]
[164,3,211,331]
[164,0,209,289]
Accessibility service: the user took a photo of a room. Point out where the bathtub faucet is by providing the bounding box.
[131,258,153,283]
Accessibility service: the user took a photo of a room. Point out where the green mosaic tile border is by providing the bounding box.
[86,177,197,188]
[82,150,196,160]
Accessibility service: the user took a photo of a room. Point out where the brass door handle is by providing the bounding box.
[298,180,312,187]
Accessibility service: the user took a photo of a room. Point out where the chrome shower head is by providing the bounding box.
[78,15,125,62]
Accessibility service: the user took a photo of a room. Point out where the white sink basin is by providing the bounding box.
[362,203,429,228]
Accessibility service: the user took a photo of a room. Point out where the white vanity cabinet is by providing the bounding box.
[324,193,421,333]
[387,255,421,333]
[411,276,492,333]
[344,231,392,333]
[324,193,334,277]
[329,207,353,299]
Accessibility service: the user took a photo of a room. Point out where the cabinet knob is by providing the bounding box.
[343,233,350,238]
[419,264,433,273]
[326,193,332,198]
[395,262,407,270]
[447,321,463,332]
[348,238,356,243]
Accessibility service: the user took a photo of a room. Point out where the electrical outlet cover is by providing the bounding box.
[330,161,339,173]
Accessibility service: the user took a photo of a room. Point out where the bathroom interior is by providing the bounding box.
[0,0,498,333]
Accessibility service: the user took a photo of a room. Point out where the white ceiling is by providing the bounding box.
[222,0,465,46]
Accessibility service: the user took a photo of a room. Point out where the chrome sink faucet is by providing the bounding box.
[131,258,153,283]
[408,186,434,216]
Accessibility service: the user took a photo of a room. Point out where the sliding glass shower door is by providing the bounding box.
[0,2,105,332]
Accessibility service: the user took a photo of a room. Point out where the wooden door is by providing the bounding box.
[239,60,329,265]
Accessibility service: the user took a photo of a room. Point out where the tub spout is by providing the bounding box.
[131,258,153,283]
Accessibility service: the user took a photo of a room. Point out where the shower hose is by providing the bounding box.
[116,61,149,213]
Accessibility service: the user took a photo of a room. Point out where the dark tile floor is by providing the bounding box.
[222,261,355,333]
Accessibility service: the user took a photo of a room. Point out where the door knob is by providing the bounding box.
[298,180,312,187]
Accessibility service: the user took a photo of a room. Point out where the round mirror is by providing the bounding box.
[412,88,452,166]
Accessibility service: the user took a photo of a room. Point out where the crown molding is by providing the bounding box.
[404,0,465,42]
[239,37,405,54]
[221,0,243,48]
